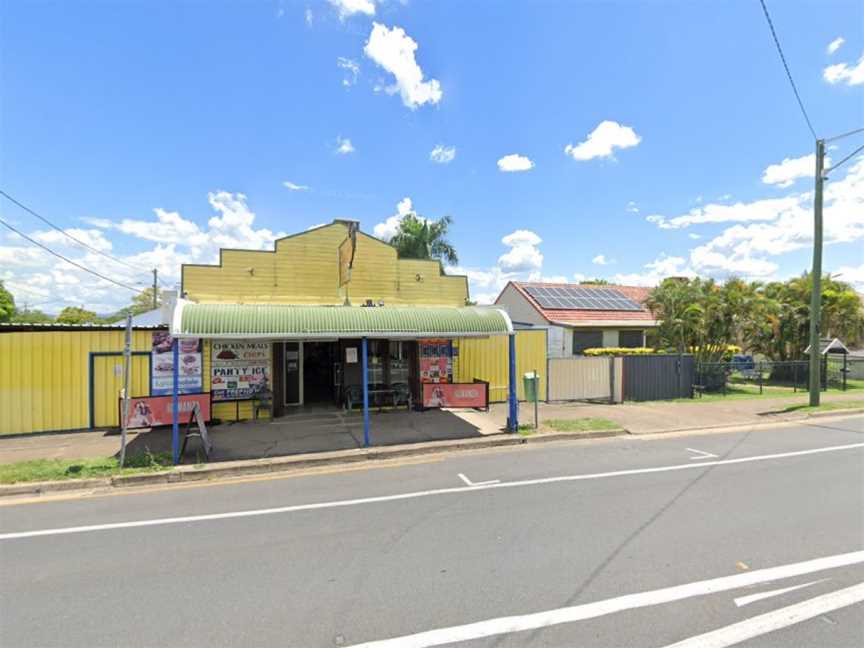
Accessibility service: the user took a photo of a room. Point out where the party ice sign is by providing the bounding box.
[211,341,272,401]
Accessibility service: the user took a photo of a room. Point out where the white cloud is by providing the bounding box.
[373,197,417,240]
[827,36,845,55]
[834,263,864,291]
[498,230,543,272]
[592,254,613,266]
[283,181,309,191]
[625,201,639,214]
[762,153,827,188]
[329,0,374,20]
[305,7,313,25]
[611,255,695,287]
[364,23,442,109]
[335,136,355,154]
[32,228,114,253]
[497,154,534,173]
[337,57,360,87]
[646,196,803,230]
[430,144,456,164]
[688,233,702,240]
[824,53,864,86]
[564,120,641,161]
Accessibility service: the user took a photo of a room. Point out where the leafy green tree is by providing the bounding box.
[0,281,15,322]
[389,214,458,265]
[101,287,162,323]
[579,278,609,285]
[56,306,98,325]
[9,308,54,323]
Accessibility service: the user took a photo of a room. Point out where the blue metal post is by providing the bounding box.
[508,333,518,432]
[171,337,180,464]
[361,337,371,447]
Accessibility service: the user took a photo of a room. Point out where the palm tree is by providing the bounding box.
[389,213,458,265]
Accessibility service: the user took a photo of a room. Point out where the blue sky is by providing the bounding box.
[1,0,862,312]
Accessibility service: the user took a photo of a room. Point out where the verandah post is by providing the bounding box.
[508,333,518,432]
[362,337,371,447]
[171,336,180,464]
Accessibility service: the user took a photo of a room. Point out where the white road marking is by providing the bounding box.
[457,473,500,487]
[687,447,719,460]
[734,579,827,607]
[1,441,862,541]
[663,581,864,648]
[345,551,864,648]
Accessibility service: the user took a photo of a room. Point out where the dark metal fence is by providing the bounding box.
[694,358,852,395]
[622,354,695,401]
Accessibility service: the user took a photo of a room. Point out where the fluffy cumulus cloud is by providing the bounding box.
[447,229,552,303]
[643,153,864,282]
[0,192,284,314]
[337,57,360,87]
[373,197,417,240]
[498,230,543,272]
[625,201,639,214]
[823,53,864,86]
[762,153,826,188]
[497,153,534,173]
[364,23,442,109]
[564,120,641,161]
[283,180,309,191]
[429,144,456,164]
[592,254,612,266]
[329,0,375,20]
[335,136,355,154]
[827,36,845,55]
[611,255,695,287]
[835,263,864,291]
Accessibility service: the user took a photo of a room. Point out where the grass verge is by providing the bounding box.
[0,451,173,485]
[780,399,864,415]
[542,418,621,433]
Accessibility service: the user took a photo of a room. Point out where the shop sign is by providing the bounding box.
[151,332,203,395]
[123,394,211,429]
[211,341,271,401]
[420,338,452,383]
[422,383,487,409]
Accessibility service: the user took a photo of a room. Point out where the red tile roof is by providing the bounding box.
[499,281,657,325]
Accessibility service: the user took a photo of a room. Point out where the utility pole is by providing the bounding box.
[808,139,825,407]
[152,269,158,310]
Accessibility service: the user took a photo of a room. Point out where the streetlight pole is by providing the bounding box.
[808,139,825,407]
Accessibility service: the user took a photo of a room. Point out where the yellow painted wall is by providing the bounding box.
[454,330,547,402]
[0,330,155,435]
[182,223,468,307]
[92,355,151,428]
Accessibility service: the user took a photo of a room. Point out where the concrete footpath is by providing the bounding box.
[0,393,860,498]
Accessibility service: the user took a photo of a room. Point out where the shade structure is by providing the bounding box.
[171,301,513,339]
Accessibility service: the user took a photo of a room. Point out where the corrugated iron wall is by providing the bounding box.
[0,330,155,435]
[455,330,547,402]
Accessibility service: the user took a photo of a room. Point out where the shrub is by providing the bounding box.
[583,347,656,356]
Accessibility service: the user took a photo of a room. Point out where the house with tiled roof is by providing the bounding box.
[494,281,659,357]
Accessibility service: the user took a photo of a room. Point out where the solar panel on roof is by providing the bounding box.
[525,285,642,311]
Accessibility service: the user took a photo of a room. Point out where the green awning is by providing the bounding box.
[172,301,513,339]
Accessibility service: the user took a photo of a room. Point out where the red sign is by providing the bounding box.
[122,394,211,429]
[422,383,488,409]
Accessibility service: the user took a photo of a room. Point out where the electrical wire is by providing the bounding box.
[757,0,818,140]
[0,214,145,294]
[0,189,148,275]
[825,126,864,143]
[825,142,864,176]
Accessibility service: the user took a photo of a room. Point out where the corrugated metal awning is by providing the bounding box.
[171,301,513,339]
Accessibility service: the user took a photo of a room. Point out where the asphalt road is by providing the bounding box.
[1,416,863,647]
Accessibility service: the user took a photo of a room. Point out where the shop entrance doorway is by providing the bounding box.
[303,341,337,404]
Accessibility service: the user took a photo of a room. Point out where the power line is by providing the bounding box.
[825,126,864,143]
[825,142,864,175]
[0,189,148,275]
[0,214,145,294]
[757,0,818,140]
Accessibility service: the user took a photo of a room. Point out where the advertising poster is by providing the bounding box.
[422,383,487,409]
[419,339,452,383]
[151,332,202,395]
[123,394,211,429]
[211,341,271,401]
